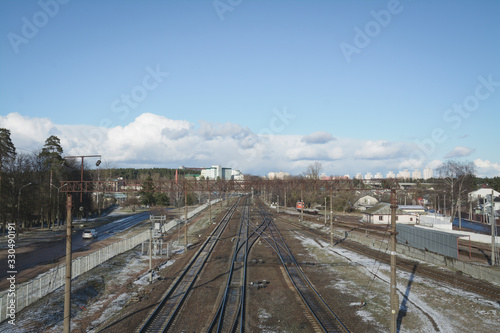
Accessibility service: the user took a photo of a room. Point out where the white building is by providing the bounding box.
[374,172,384,179]
[354,195,379,211]
[232,169,244,180]
[354,173,363,180]
[386,171,396,179]
[412,169,422,180]
[364,172,373,180]
[469,188,500,200]
[397,169,411,179]
[362,203,419,224]
[423,168,433,180]
[200,165,243,180]
[268,171,290,180]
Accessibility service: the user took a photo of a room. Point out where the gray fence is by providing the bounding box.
[0,229,150,323]
[0,198,221,323]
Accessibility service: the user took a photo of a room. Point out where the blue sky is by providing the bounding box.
[1,0,500,177]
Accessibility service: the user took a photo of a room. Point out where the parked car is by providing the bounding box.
[82,229,98,239]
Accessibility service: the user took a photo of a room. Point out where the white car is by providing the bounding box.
[82,229,98,239]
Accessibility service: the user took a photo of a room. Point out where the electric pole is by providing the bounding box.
[390,188,399,333]
[64,194,72,333]
[184,184,188,252]
[490,190,498,266]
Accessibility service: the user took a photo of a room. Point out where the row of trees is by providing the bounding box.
[0,129,105,234]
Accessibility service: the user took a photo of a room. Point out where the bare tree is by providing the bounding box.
[304,161,323,179]
[437,160,476,224]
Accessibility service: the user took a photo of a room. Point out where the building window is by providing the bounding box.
[410,217,413,222]
[395,216,399,221]
[379,216,383,221]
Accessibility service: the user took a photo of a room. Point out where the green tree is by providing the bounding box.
[140,176,155,207]
[0,128,17,234]
[155,192,170,206]
[38,136,65,228]
[39,135,64,167]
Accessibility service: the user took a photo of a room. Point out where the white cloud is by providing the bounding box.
[301,131,336,144]
[1,112,496,177]
[354,140,406,160]
[286,146,343,161]
[444,146,475,158]
[426,160,443,171]
[0,112,55,149]
[474,159,500,177]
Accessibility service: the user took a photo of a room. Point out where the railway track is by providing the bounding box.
[276,213,500,303]
[255,203,350,333]
[296,210,494,263]
[208,197,266,332]
[137,198,241,333]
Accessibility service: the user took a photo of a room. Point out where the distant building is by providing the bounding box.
[423,168,434,180]
[374,172,383,179]
[412,169,422,180]
[386,171,396,179]
[200,165,243,180]
[268,171,290,180]
[397,169,411,179]
[354,195,379,211]
[354,173,363,180]
[232,169,244,180]
[364,172,373,180]
[362,203,420,224]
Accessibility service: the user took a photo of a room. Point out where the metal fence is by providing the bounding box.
[0,198,221,323]
[396,224,464,259]
[0,229,150,323]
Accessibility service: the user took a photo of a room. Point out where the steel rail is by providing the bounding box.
[254,203,350,333]
[137,198,241,333]
[209,197,267,333]
[277,214,500,303]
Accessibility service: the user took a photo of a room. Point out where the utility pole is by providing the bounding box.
[390,188,399,333]
[330,188,333,247]
[277,195,280,213]
[62,154,100,333]
[490,190,497,266]
[64,194,72,333]
[184,183,188,252]
[63,155,101,202]
[284,187,287,213]
[300,189,303,222]
[324,197,327,226]
[209,190,212,224]
[330,218,334,247]
[149,228,153,282]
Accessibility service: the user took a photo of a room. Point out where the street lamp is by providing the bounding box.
[63,155,101,202]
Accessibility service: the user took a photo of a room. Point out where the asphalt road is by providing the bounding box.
[0,212,150,288]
